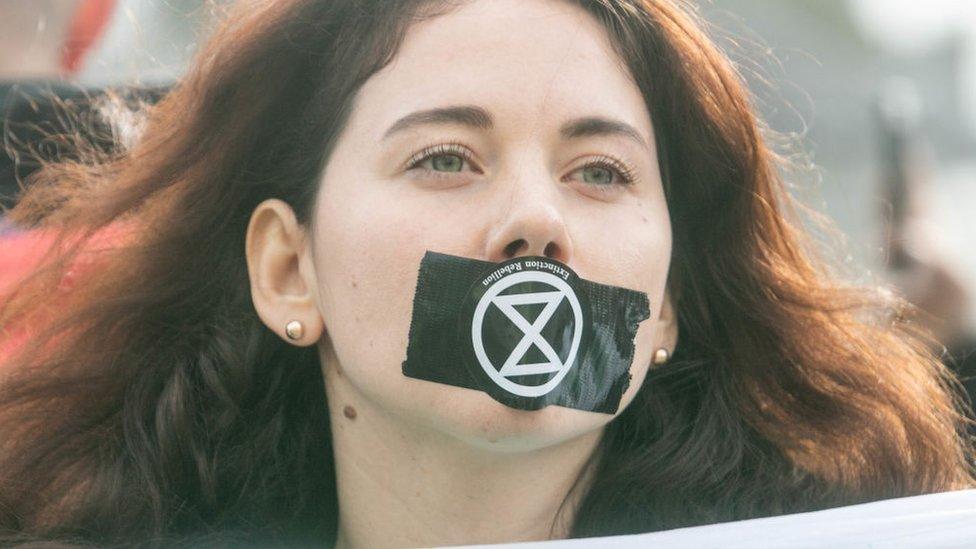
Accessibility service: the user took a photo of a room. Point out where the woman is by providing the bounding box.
[0,0,972,546]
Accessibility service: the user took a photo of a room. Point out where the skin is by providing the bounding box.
[246,0,678,546]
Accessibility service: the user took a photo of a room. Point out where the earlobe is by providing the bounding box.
[653,288,679,363]
[245,199,325,346]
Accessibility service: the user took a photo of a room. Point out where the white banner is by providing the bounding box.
[468,488,976,549]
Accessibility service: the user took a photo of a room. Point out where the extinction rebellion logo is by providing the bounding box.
[403,250,645,413]
[465,258,586,398]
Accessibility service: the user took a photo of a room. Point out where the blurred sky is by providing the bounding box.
[853,0,976,51]
[852,0,976,132]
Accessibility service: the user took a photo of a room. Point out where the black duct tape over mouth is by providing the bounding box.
[401,251,650,414]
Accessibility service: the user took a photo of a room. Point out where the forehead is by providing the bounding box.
[349,0,653,142]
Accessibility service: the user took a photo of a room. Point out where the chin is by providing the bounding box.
[428,386,609,454]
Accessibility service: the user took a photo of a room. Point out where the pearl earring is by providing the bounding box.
[285,320,305,340]
[652,347,670,365]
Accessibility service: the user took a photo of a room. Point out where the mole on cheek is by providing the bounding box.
[343,405,358,420]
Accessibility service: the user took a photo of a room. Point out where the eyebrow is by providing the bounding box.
[382,104,648,149]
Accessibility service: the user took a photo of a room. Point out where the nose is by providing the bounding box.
[484,175,573,265]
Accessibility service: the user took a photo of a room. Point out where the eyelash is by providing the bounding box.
[405,142,480,178]
[583,155,638,186]
[405,142,638,187]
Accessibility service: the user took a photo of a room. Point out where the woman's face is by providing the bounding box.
[310,0,671,451]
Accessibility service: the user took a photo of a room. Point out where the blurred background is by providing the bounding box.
[2,0,975,385]
[700,0,976,388]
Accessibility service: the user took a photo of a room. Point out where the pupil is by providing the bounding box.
[584,166,612,185]
[432,154,463,172]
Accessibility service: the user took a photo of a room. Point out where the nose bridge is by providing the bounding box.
[503,158,558,216]
[484,154,573,264]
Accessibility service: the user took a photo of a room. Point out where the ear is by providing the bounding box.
[654,286,679,359]
[245,198,325,347]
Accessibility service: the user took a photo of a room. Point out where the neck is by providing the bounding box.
[323,362,601,548]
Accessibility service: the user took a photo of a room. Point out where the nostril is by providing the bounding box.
[504,239,527,257]
[544,242,558,258]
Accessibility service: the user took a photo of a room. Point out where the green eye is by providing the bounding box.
[407,143,475,177]
[430,154,464,172]
[581,165,614,185]
[572,156,637,188]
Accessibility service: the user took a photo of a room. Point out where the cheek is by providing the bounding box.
[572,196,671,296]
[573,199,670,413]
[308,178,484,403]
[617,313,659,412]
[310,183,426,385]
[628,206,672,409]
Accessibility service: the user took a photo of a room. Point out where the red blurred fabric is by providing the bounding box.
[60,0,118,75]
[0,223,129,365]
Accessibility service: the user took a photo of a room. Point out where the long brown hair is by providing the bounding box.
[1,0,973,546]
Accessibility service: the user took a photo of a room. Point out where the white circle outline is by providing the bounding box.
[470,270,583,397]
